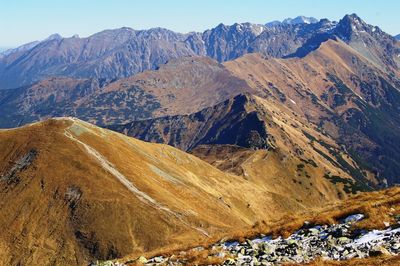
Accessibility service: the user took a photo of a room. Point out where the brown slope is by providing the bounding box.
[0,118,245,264]
[225,39,400,186]
[0,118,354,264]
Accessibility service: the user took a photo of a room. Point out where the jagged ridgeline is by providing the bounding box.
[0,14,398,90]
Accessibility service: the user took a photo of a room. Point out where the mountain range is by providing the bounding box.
[0,14,398,90]
[0,13,400,265]
[1,13,399,186]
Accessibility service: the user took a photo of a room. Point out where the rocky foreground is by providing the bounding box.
[99,213,400,265]
[218,214,400,265]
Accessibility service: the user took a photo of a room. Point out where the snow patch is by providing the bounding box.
[354,228,400,245]
[342,213,364,223]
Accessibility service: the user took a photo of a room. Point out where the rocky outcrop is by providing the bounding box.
[217,215,400,265]
[1,149,37,184]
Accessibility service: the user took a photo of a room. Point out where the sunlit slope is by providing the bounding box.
[0,118,245,264]
[225,39,400,186]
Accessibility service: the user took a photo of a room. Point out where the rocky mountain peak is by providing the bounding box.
[213,23,228,31]
[45,33,63,41]
[335,13,371,39]
[342,13,364,23]
[266,16,318,27]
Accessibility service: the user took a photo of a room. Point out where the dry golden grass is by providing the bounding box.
[124,186,400,265]
[0,118,246,264]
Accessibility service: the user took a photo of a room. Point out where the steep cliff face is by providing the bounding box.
[108,94,269,151]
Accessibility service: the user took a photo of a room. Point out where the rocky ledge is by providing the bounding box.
[94,213,400,265]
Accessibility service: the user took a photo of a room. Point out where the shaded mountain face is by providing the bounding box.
[0,118,353,264]
[0,57,250,128]
[1,14,398,90]
[108,94,269,151]
[395,34,400,40]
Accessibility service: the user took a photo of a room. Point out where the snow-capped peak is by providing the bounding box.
[266,16,319,27]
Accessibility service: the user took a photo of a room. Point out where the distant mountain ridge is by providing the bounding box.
[395,34,400,40]
[0,14,398,90]
[0,47,12,53]
[0,33,65,58]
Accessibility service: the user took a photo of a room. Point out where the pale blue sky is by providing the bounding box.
[1,0,399,48]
